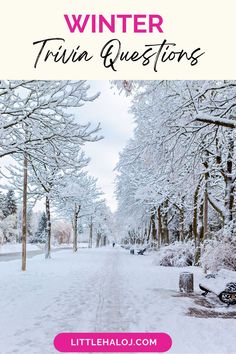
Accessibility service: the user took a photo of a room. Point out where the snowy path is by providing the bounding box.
[0,247,235,354]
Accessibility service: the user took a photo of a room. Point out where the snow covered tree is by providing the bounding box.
[0,213,18,244]
[31,212,47,244]
[1,80,101,269]
[57,172,103,252]
[113,80,236,265]
[2,189,17,217]
[93,203,113,248]
[0,80,100,159]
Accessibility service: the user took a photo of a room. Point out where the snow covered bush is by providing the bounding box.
[0,214,18,243]
[155,241,195,267]
[201,236,236,272]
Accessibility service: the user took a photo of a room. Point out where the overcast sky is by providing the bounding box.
[75,81,134,212]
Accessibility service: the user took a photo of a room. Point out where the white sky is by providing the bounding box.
[72,81,134,212]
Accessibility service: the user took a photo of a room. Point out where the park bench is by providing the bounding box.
[199,281,236,306]
[137,247,147,255]
[129,247,147,255]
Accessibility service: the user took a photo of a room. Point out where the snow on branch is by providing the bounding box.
[208,194,226,219]
[195,114,236,129]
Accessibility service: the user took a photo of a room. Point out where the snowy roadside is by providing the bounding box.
[0,243,75,254]
[0,243,41,254]
[0,242,90,255]
[0,243,74,263]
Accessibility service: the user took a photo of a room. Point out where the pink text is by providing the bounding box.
[64,14,164,33]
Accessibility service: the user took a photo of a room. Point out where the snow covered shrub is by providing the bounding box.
[156,241,195,267]
[201,236,236,272]
[0,214,18,243]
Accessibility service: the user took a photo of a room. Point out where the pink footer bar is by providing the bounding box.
[54,332,172,352]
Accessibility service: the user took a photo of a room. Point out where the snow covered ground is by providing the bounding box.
[0,247,235,354]
[0,243,41,254]
[0,243,75,254]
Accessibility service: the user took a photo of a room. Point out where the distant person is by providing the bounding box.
[112,242,115,248]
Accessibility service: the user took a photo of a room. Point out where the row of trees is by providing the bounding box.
[114,80,236,264]
[0,80,112,270]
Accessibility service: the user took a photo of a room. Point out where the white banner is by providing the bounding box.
[0,0,235,79]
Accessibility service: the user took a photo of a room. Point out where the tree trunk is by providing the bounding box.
[102,235,107,246]
[199,201,204,242]
[195,200,204,265]
[193,179,202,265]
[143,226,148,244]
[88,217,93,248]
[179,207,185,242]
[188,223,193,239]
[45,196,51,259]
[150,208,157,244]
[73,203,78,252]
[146,219,151,244]
[157,206,162,248]
[96,232,101,247]
[203,190,208,238]
[225,133,235,232]
[21,152,28,271]
[162,201,169,244]
[193,179,201,246]
[203,151,210,239]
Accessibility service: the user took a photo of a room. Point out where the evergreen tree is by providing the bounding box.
[32,212,47,244]
[3,190,17,217]
[27,209,33,239]
[0,191,6,219]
